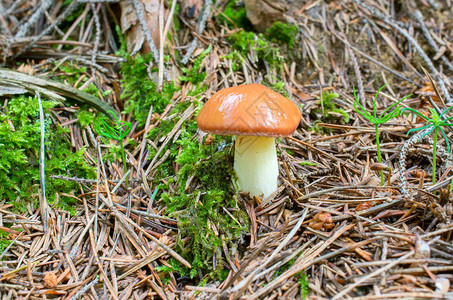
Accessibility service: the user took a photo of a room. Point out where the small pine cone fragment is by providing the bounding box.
[309,212,334,230]
[43,272,58,288]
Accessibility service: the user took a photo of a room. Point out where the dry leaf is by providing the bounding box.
[120,0,161,56]
[417,82,440,103]
[327,1,342,10]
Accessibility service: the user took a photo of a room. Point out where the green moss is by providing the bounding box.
[228,30,258,53]
[268,81,288,97]
[285,149,294,156]
[52,62,87,86]
[0,95,95,211]
[60,0,85,30]
[171,1,181,32]
[299,161,317,166]
[149,101,247,278]
[119,51,248,281]
[77,108,96,128]
[299,272,309,298]
[0,229,12,254]
[115,25,128,57]
[311,91,350,133]
[118,29,212,126]
[218,0,253,31]
[51,62,107,99]
[149,102,247,279]
[150,103,247,279]
[173,189,245,279]
[222,52,243,73]
[156,258,190,284]
[265,21,299,48]
[320,91,350,122]
[227,30,284,72]
[180,45,212,87]
[120,54,177,125]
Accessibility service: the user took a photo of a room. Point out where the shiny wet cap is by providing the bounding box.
[197,84,301,137]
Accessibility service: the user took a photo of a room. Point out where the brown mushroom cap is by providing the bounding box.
[197,84,301,137]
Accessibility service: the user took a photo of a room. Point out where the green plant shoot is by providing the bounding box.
[401,106,453,185]
[353,84,411,185]
[96,110,132,188]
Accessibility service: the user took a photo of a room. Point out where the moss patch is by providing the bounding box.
[120,51,249,280]
[218,0,253,31]
[265,21,299,48]
[151,104,248,279]
[311,91,350,133]
[0,95,95,212]
[120,54,177,125]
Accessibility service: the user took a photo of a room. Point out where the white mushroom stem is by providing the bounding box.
[234,136,278,198]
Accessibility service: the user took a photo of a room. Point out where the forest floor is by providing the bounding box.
[0,0,453,299]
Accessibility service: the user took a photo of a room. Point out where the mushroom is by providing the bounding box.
[197,83,301,198]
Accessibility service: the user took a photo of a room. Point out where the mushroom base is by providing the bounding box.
[234,136,278,198]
